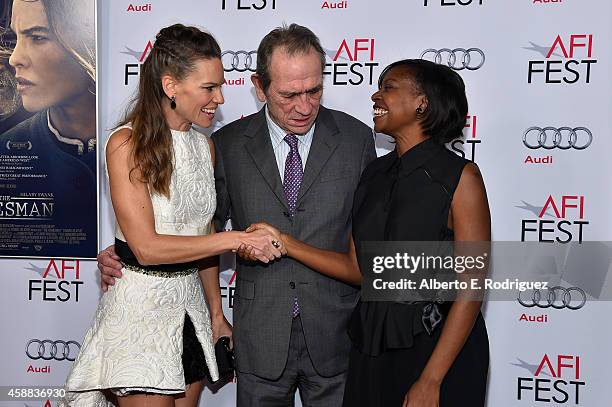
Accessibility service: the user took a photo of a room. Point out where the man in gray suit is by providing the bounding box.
[214,24,375,406]
[99,24,376,406]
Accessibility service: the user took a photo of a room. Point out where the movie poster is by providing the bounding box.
[0,0,97,258]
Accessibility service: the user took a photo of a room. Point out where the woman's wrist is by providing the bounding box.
[225,230,245,251]
[210,309,226,322]
[281,233,293,255]
[418,371,443,387]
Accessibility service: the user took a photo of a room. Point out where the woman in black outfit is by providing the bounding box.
[245,59,491,407]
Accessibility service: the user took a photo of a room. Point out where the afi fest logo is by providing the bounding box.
[515,354,585,404]
[122,40,153,86]
[323,38,379,86]
[221,0,277,10]
[423,0,483,6]
[518,195,588,243]
[523,126,592,165]
[526,34,596,84]
[449,115,481,162]
[28,259,84,302]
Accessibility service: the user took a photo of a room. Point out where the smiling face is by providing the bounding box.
[371,66,427,136]
[253,46,323,135]
[8,0,91,112]
[170,57,225,129]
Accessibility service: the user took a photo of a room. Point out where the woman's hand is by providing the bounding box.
[236,227,283,263]
[245,222,280,237]
[235,223,287,263]
[402,377,440,407]
[246,223,286,254]
[211,314,233,348]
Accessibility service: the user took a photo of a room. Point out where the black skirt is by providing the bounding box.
[342,313,489,407]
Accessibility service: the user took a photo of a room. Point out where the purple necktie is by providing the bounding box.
[283,134,303,318]
[283,135,303,216]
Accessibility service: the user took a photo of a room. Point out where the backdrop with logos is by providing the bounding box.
[1,0,612,406]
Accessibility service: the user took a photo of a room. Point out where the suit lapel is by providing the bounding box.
[297,107,340,203]
[244,109,290,212]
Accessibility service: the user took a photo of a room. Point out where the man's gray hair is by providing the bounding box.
[256,23,326,93]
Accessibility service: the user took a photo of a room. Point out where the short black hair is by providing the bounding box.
[378,59,468,144]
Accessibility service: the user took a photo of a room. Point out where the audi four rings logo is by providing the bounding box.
[26,339,81,361]
[221,50,257,72]
[420,48,485,71]
[523,127,593,150]
[518,286,586,310]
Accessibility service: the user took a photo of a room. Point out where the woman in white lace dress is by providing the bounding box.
[61,24,283,407]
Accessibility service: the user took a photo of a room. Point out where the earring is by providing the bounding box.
[170,96,176,110]
[416,107,423,115]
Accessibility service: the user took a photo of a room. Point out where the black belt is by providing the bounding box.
[115,238,199,275]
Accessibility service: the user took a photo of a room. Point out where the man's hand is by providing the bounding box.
[97,245,123,292]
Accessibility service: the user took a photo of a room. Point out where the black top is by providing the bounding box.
[349,138,469,356]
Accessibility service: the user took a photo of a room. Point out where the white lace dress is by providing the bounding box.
[60,126,219,406]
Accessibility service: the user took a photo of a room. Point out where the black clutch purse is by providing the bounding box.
[214,336,235,381]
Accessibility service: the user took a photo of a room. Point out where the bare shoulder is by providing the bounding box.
[105,128,135,175]
[458,162,485,191]
[452,162,490,239]
[453,162,488,210]
[106,127,132,155]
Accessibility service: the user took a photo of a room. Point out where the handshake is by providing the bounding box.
[234,222,288,263]
[97,222,290,293]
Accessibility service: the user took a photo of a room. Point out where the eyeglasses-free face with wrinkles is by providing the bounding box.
[253,47,323,135]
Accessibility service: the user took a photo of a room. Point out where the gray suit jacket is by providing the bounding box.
[212,105,376,379]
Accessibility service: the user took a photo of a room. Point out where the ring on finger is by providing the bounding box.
[271,239,280,249]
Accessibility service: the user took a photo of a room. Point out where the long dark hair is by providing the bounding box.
[118,24,221,197]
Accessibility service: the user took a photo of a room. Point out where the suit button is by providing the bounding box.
[289,281,296,289]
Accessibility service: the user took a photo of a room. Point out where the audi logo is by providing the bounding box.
[523,127,593,150]
[518,286,586,310]
[420,48,485,71]
[25,339,81,361]
[221,50,257,72]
